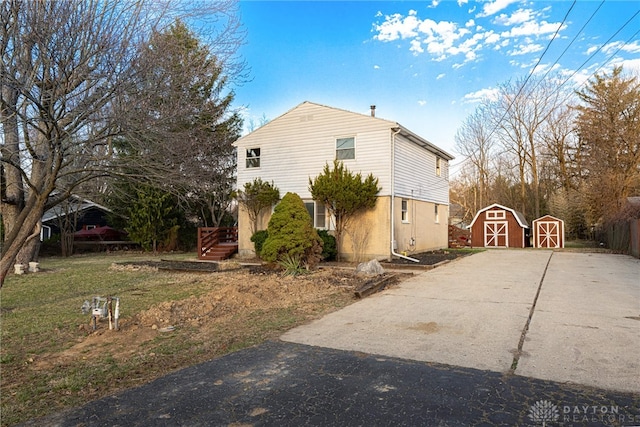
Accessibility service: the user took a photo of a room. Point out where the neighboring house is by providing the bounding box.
[469,203,529,248]
[233,101,454,261]
[40,196,113,241]
[532,215,565,248]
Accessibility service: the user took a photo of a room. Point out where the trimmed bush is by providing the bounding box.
[250,230,269,256]
[261,192,323,268]
[318,229,337,261]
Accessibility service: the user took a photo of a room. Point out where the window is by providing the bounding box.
[336,137,355,160]
[434,204,439,223]
[246,148,260,168]
[436,157,441,177]
[304,201,327,228]
[401,199,409,222]
[486,210,505,220]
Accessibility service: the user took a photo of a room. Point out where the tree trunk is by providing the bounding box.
[0,204,46,286]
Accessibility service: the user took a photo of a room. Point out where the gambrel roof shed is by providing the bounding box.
[469,203,529,248]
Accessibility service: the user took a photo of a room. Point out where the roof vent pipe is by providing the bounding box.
[370,105,376,117]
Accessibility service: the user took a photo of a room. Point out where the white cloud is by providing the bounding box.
[429,0,440,8]
[373,3,564,65]
[457,0,468,6]
[615,57,640,73]
[601,40,640,55]
[463,87,500,103]
[374,12,420,41]
[484,31,501,45]
[436,73,446,80]
[503,20,565,38]
[477,0,519,18]
[509,43,543,56]
[410,39,424,55]
[373,65,380,69]
[585,45,599,55]
[418,100,427,106]
[494,8,533,26]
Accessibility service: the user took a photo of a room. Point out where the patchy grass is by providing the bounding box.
[0,252,361,426]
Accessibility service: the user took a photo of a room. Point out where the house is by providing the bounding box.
[40,196,114,241]
[468,203,529,248]
[532,215,565,248]
[233,101,454,261]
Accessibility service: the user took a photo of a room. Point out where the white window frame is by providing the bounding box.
[436,157,441,177]
[434,204,439,223]
[304,201,327,229]
[486,210,505,220]
[336,137,355,160]
[401,199,409,223]
[246,147,260,168]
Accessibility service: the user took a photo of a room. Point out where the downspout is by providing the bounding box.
[390,128,419,263]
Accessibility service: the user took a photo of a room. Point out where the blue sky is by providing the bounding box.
[233,0,640,165]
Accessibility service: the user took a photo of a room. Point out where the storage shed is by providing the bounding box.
[469,203,529,248]
[532,215,565,248]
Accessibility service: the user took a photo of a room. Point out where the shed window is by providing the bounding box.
[401,199,409,222]
[304,201,327,228]
[336,137,355,160]
[486,210,505,220]
[246,148,260,168]
[436,157,442,177]
[435,204,439,223]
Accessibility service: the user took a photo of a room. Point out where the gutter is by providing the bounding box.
[390,128,420,263]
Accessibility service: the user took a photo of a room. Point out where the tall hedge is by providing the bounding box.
[261,192,323,267]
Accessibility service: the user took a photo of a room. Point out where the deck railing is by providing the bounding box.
[198,227,238,260]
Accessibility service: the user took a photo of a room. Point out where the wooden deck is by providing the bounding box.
[198,227,238,261]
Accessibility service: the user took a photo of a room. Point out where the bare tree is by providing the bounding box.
[454,106,495,212]
[0,0,245,286]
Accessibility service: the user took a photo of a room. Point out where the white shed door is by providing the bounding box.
[485,221,508,247]
[536,221,560,248]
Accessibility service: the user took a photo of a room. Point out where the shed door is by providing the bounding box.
[485,221,508,247]
[536,221,560,248]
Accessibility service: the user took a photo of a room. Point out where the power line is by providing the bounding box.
[552,9,640,99]
[480,0,577,145]
[532,1,605,89]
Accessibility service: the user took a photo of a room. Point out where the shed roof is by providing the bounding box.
[468,203,529,229]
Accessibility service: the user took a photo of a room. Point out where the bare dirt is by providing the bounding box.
[32,266,373,372]
[32,251,466,372]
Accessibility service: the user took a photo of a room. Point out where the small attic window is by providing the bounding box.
[486,210,505,220]
[246,148,260,168]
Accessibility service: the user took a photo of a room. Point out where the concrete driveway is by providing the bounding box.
[282,250,640,393]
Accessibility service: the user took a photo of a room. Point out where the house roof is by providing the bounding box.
[41,196,112,224]
[234,101,454,160]
[468,203,529,228]
[532,214,564,224]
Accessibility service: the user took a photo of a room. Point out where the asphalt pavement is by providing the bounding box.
[21,250,640,426]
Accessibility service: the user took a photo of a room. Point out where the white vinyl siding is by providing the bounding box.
[393,134,449,205]
[235,102,393,198]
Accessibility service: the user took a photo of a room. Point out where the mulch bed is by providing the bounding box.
[116,250,470,274]
[384,250,469,266]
